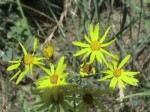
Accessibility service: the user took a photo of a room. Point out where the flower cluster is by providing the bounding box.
[6,23,140,112]
[72,23,139,91]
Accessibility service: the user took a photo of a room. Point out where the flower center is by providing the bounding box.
[50,74,58,84]
[83,93,93,104]
[82,64,92,74]
[24,54,34,64]
[90,41,100,50]
[113,68,121,77]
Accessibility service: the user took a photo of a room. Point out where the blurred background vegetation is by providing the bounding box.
[0,0,150,112]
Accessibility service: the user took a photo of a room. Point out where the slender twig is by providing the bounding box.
[10,0,56,23]
[117,83,124,106]
[16,0,32,37]
[44,0,72,43]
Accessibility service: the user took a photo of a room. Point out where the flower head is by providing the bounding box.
[34,56,68,90]
[98,55,140,90]
[42,43,54,58]
[72,23,117,64]
[7,38,46,84]
[80,62,95,77]
[76,86,104,112]
[33,86,73,111]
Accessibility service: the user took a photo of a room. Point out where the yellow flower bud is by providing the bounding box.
[42,43,54,58]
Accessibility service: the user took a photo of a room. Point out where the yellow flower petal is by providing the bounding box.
[109,77,117,90]
[56,56,65,75]
[57,65,66,76]
[84,34,91,43]
[95,51,102,63]
[80,72,88,77]
[19,42,27,55]
[90,52,96,63]
[123,71,140,76]
[121,75,137,86]
[93,23,99,41]
[34,57,47,61]
[8,60,21,63]
[92,68,96,73]
[118,78,125,89]
[82,51,91,61]
[118,55,131,69]
[16,66,29,84]
[112,60,118,69]
[10,70,21,81]
[34,76,49,85]
[60,73,68,79]
[72,41,89,47]
[73,48,89,56]
[33,37,38,54]
[33,61,45,66]
[50,63,55,74]
[100,26,111,43]
[99,52,108,65]
[98,74,113,81]
[90,24,94,41]
[101,48,117,59]
[107,62,113,71]
[101,70,112,75]
[101,38,117,47]
[7,63,20,71]
[130,77,139,82]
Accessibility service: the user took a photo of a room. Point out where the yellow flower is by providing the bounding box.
[34,56,69,100]
[72,23,117,64]
[34,56,68,89]
[98,55,140,90]
[76,86,104,112]
[7,38,46,84]
[33,86,73,111]
[42,43,54,58]
[80,62,95,77]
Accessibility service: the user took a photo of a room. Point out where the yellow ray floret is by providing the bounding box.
[72,23,117,64]
[98,55,140,90]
